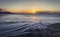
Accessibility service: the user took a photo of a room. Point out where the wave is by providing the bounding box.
[0,21,32,24]
[0,21,60,37]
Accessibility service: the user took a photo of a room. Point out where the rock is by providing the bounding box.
[47,23,60,33]
[38,23,60,37]
[47,23,60,37]
[53,31,60,37]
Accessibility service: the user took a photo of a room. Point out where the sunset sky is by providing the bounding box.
[0,0,60,13]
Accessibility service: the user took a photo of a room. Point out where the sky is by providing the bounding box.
[0,0,60,13]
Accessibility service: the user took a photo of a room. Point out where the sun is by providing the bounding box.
[32,10,36,14]
[19,9,36,14]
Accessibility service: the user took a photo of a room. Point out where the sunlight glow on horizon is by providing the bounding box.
[0,0,60,13]
[7,8,59,13]
[5,5,60,13]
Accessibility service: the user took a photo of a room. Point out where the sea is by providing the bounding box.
[0,14,60,37]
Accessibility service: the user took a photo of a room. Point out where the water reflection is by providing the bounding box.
[27,16,39,22]
[0,14,60,23]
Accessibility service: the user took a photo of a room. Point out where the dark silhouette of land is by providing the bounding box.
[0,11,13,14]
[0,8,13,14]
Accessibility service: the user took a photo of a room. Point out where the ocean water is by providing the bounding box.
[0,14,60,23]
[0,14,60,37]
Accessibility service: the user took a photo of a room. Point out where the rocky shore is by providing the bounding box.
[12,23,60,37]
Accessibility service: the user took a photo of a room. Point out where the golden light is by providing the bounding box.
[17,9,37,14]
[31,10,36,14]
[7,7,45,14]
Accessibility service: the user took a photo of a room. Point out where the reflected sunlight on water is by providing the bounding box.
[27,16,39,22]
[0,14,60,23]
